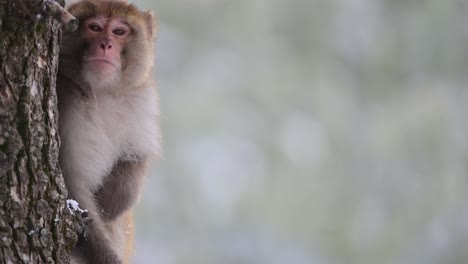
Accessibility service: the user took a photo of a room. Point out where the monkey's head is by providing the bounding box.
[61,0,157,92]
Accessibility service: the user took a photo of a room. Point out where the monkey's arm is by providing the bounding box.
[96,158,150,222]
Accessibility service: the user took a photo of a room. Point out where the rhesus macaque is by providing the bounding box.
[57,0,159,263]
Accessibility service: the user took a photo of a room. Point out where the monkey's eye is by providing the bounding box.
[113,29,126,36]
[89,24,103,32]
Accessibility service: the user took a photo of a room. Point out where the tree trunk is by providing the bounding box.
[0,0,77,263]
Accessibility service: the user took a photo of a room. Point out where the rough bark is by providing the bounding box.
[0,0,78,263]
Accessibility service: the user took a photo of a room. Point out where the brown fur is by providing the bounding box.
[123,212,135,264]
[96,159,149,222]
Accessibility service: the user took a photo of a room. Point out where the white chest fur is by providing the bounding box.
[59,86,160,191]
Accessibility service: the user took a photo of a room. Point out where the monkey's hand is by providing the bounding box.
[68,189,123,264]
[96,158,149,222]
[42,1,79,32]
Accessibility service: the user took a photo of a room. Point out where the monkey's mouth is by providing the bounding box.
[84,59,120,69]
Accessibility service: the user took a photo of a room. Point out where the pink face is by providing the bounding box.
[81,16,131,73]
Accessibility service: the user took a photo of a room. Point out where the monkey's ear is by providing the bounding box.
[144,11,158,38]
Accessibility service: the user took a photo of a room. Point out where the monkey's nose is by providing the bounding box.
[100,39,113,50]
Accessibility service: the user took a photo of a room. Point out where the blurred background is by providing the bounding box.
[130,0,468,263]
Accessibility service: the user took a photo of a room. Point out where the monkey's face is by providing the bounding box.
[80,16,130,90]
[62,0,157,91]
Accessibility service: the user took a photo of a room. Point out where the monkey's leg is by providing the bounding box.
[96,158,150,222]
[69,186,123,264]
